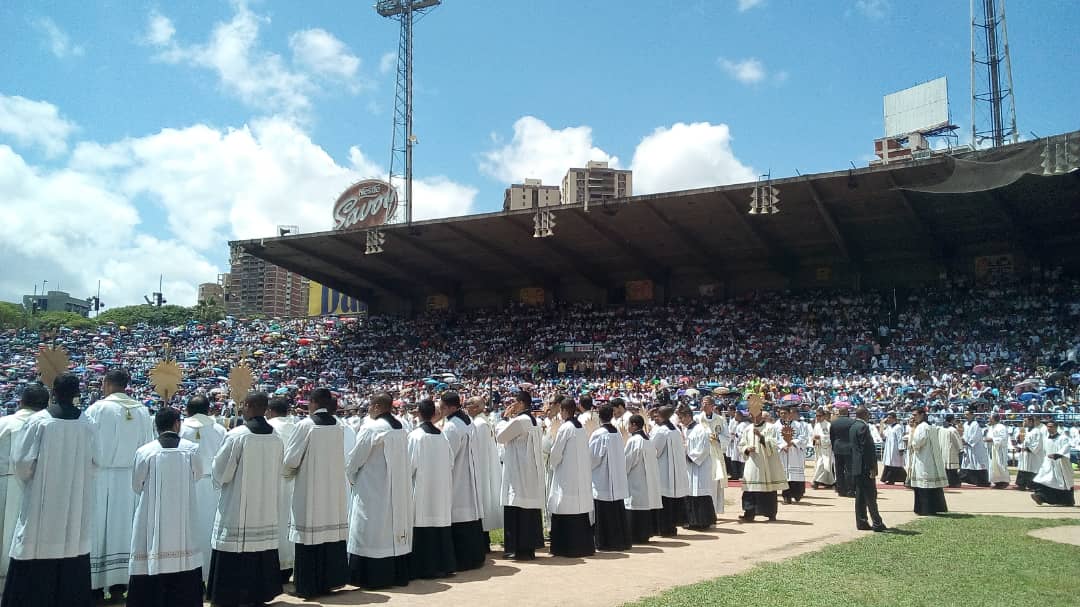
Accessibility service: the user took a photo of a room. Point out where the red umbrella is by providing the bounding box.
[973,364,990,375]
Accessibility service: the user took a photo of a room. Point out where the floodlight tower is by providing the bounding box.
[970,0,1018,148]
[375,0,442,226]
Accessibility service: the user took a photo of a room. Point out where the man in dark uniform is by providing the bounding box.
[829,406,856,497]
[850,407,886,531]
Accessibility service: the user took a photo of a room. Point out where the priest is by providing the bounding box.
[1031,420,1075,506]
[177,395,226,583]
[986,413,1011,489]
[907,408,948,515]
[652,406,689,535]
[439,392,487,570]
[879,412,907,485]
[1015,416,1044,491]
[623,414,661,544]
[960,408,990,487]
[466,396,503,550]
[725,409,749,481]
[407,399,456,578]
[940,416,964,488]
[738,402,787,522]
[494,391,546,561]
[206,391,285,607]
[0,382,49,592]
[126,408,204,607]
[589,405,630,551]
[547,398,595,557]
[282,388,349,599]
[266,396,297,583]
[1,374,96,607]
[810,408,835,489]
[678,405,715,530]
[695,397,729,514]
[85,368,154,600]
[776,405,809,505]
[346,393,412,589]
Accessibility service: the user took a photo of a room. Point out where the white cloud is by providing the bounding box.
[379,52,397,75]
[145,3,366,120]
[0,95,477,307]
[479,116,620,186]
[717,57,767,85]
[34,17,84,58]
[289,29,361,83]
[737,0,765,11]
[0,94,77,157]
[630,122,756,194]
[855,0,889,19]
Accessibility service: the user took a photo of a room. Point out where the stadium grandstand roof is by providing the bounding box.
[234,130,1080,313]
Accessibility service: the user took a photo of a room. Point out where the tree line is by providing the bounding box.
[0,298,227,331]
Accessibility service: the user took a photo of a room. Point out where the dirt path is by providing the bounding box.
[246,485,1078,607]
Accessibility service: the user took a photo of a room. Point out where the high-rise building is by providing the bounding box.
[226,246,310,318]
[503,178,561,211]
[197,282,225,305]
[561,160,632,207]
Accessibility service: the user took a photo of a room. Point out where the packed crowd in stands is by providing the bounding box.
[2,279,1079,429]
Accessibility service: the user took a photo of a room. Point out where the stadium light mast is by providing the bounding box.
[375,0,442,227]
[970,0,1018,148]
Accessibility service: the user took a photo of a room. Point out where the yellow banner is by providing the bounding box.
[308,282,367,316]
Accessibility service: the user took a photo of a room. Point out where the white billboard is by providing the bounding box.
[884,77,949,137]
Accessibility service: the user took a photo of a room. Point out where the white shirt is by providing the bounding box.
[407,423,453,527]
[129,437,203,576]
[589,424,628,502]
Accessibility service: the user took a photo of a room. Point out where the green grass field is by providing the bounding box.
[624,515,1080,607]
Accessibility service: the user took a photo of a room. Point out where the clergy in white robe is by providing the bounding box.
[728,415,751,480]
[986,415,1011,488]
[265,397,297,581]
[346,393,412,589]
[466,397,504,541]
[776,406,809,504]
[577,395,601,439]
[494,392,546,561]
[84,369,154,596]
[547,399,595,558]
[589,406,630,550]
[126,409,204,607]
[652,406,689,535]
[439,392,487,570]
[1015,418,1045,491]
[206,392,285,607]
[738,414,787,522]
[960,412,991,486]
[696,397,728,514]
[0,383,48,592]
[610,398,631,441]
[940,416,964,488]
[2,375,97,607]
[678,406,715,529]
[811,412,836,488]
[407,399,456,579]
[906,410,948,515]
[177,395,226,583]
[1031,420,1075,506]
[879,413,908,484]
[623,415,662,544]
[282,389,349,599]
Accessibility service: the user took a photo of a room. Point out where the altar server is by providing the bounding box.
[589,405,630,550]
[495,391,546,561]
[623,414,662,544]
[407,398,456,578]
[678,405,715,529]
[178,395,226,582]
[439,392,487,570]
[1031,420,1076,507]
[0,383,48,591]
[653,406,689,535]
[467,397,503,548]
[547,398,595,558]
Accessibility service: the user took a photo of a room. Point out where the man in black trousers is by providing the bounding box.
[850,407,887,532]
[829,406,856,497]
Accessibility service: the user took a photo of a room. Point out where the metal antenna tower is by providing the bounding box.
[970,0,1018,148]
[375,0,442,226]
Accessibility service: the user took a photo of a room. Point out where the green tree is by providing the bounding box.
[96,304,195,327]
[193,297,225,324]
[35,311,96,331]
[0,301,30,329]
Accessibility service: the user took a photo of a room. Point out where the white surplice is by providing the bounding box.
[267,416,297,569]
[941,426,963,470]
[812,421,836,485]
[495,413,546,510]
[442,412,484,524]
[1018,425,1045,473]
[577,410,600,439]
[961,420,989,471]
[589,425,629,502]
[987,422,1011,484]
[211,425,284,553]
[283,418,349,546]
[9,411,97,560]
[738,422,787,493]
[84,392,155,588]
[776,421,809,482]
[882,423,906,468]
[730,421,751,464]
[471,412,504,531]
[407,424,453,528]
[653,422,690,498]
[178,412,226,581]
[684,421,715,500]
[1033,432,1075,491]
[0,408,36,587]
[346,414,412,558]
[907,422,947,488]
[547,420,593,517]
[129,438,203,576]
[623,431,661,511]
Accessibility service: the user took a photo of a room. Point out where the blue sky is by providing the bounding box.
[1,0,1077,307]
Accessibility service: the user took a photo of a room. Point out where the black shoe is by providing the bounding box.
[856,523,872,530]
[783,497,792,505]
[738,513,754,522]
[872,523,888,532]
[767,515,777,522]
[1031,493,1045,505]
[514,551,536,561]
[503,552,517,560]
